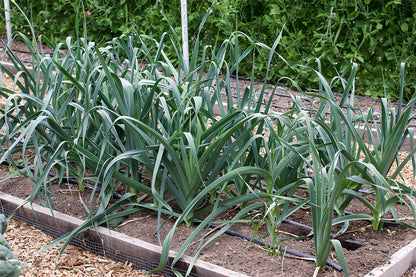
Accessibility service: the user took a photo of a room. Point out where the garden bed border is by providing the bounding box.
[364,238,416,277]
[0,192,248,277]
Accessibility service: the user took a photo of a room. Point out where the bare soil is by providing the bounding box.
[1,167,416,277]
[1,38,416,277]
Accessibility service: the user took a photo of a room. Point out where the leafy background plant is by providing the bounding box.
[1,0,416,100]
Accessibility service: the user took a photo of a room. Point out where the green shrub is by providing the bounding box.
[0,215,26,277]
[1,0,415,100]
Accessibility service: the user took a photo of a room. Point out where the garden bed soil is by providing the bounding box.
[1,167,416,277]
[1,39,416,277]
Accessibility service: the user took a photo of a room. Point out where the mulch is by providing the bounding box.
[4,219,161,276]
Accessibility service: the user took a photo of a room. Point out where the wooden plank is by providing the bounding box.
[364,238,416,277]
[0,192,248,277]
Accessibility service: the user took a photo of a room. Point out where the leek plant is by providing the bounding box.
[302,61,416,230]
[296,62,416,274]
[0,3,301,273]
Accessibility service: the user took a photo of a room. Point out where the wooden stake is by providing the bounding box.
[180,0,189,72]
[4,0,12,41]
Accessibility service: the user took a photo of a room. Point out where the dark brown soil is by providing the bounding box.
[1,38,416,277]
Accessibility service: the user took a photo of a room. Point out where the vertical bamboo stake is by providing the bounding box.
[180,0,189,72]
[4,0,12,41]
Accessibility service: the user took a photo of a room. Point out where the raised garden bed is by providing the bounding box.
[1,173,416,277]
[0,192,245,277]
[2,36,416,277]
[365,238,416,277]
